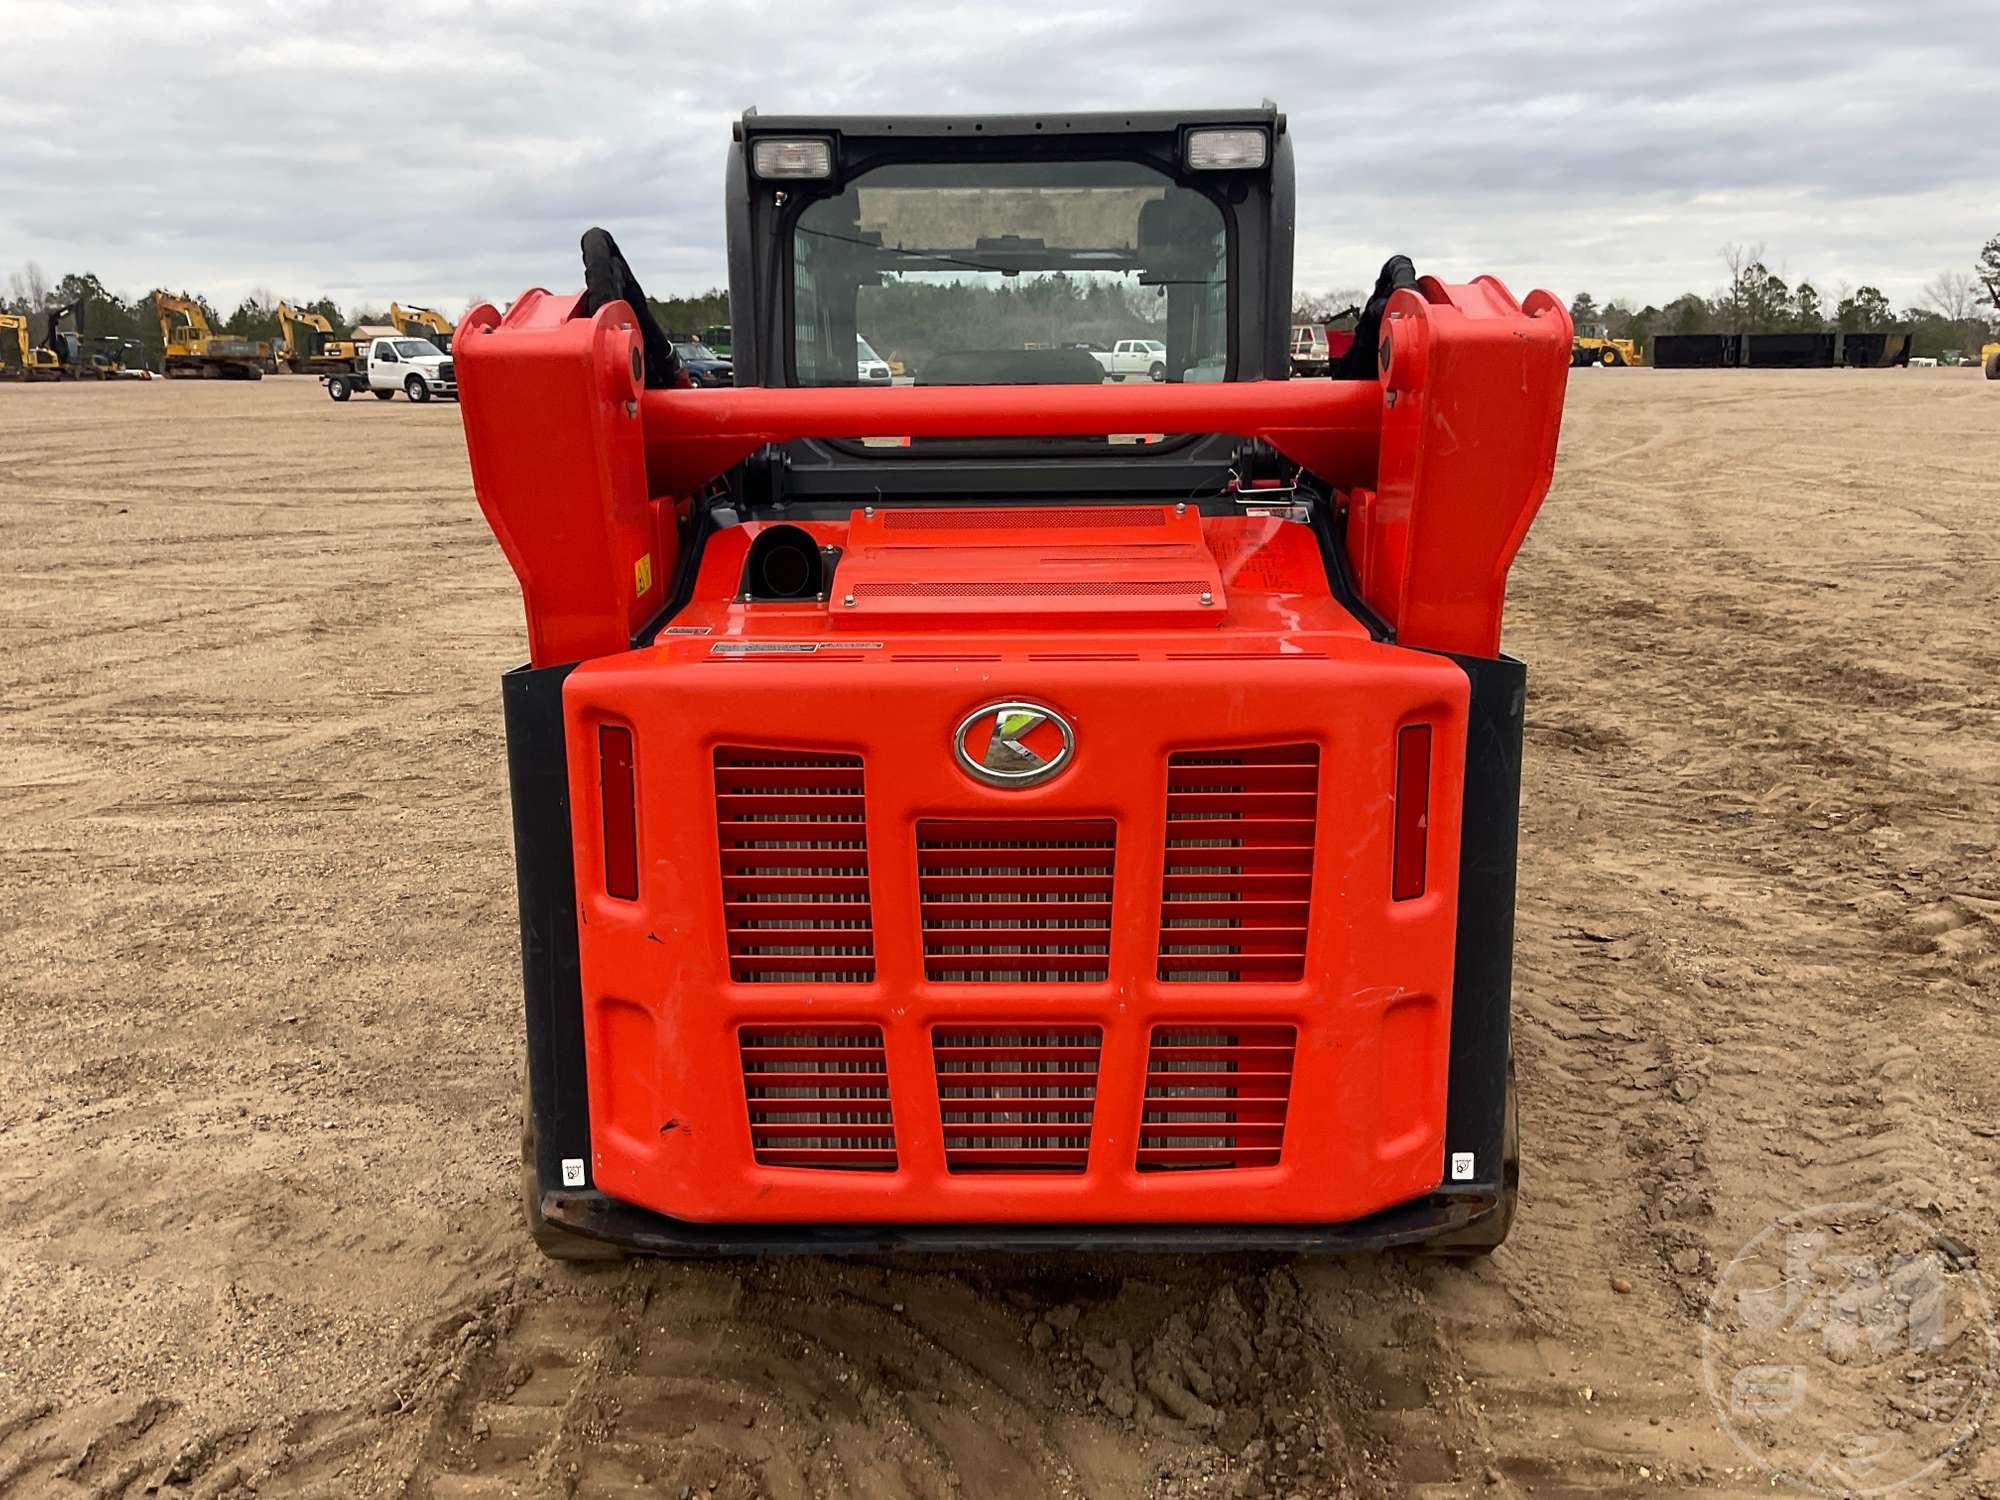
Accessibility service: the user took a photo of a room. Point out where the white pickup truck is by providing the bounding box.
[1090,338,1168,382]
[323,336,457,403]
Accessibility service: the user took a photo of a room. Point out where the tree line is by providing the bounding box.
[648,289,730,339]
[3,263,1168,375]
[1297,237,2000,361]
[1565,239,1999,359]
[657,276,1173,368]
[14,232,1997,370]
[857,276,1168,371]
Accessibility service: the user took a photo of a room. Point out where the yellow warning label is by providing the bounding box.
[634,552,654,597]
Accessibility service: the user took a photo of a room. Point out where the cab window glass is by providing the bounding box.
[790,158,1229,387]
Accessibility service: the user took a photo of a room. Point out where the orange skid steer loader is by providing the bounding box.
[457,106,1570,1258]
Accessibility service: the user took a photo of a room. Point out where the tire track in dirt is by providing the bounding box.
[1317,370,2000,1495]
[1456,380,2000,1488]
[0,1392,413,1499]
[404,1257,1401,1499]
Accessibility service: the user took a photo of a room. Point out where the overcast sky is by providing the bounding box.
[3,1,1995,320]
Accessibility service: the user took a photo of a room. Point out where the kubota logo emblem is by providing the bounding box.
[954,702,1074,787]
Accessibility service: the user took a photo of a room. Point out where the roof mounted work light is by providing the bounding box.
[751,138,834,179]
[1184,127,1268,170]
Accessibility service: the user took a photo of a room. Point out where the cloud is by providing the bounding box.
[1,0,1994,317]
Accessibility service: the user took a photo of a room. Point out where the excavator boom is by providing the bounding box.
[390,302,455,347]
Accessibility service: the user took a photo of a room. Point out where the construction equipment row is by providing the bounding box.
[0,302,149,380]
[3,297,455,381]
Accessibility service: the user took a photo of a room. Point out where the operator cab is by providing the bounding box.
[726,107,1294,501]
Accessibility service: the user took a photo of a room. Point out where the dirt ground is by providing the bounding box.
[1,368,1996,1498]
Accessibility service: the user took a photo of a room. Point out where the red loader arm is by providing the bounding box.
[456,279,1570,666]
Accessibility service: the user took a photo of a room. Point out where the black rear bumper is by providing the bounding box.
[502,650,1525,1257]
[539,1183,1504,1256]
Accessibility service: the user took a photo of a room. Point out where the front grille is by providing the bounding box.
[740,1027,895,1170]
[715,749,873,982]
[917,818,1114,982]
[438,359,455,382]
[1159,745,1318,982]
[934,1028,1101,1172]
[1137,1026,1296,1171]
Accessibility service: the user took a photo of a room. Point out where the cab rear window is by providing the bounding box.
[791,159,1229,389]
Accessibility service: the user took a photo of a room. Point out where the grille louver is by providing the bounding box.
[1159,745,1318,982]
[917,819,1115,982]
[934,1028,1102,1172]
[715,749,873,983]
[740,1027,895,1169]
[1137,1027,1297,1171]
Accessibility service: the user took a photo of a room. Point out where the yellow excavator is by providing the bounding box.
[1983,340,1999,381]
[0,312,63,379]
[154,293,269,379]
[275,302,339,372]
[389,302,454,350]
[276,302,403,378]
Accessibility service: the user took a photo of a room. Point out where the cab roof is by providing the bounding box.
[736,104,1281,141]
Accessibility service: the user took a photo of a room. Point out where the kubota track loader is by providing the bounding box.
[458,106,1570,1259]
